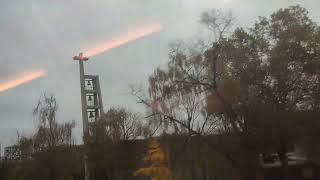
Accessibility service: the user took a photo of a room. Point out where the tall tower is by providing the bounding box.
[73,53,104,180]
[73,53,104,134]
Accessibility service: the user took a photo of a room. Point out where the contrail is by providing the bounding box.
[0,70,46,92]
[83,22,163,57]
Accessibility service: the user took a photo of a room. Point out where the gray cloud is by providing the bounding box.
[1,0,319,151]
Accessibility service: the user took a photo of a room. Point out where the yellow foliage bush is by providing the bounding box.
[134,139,171,180]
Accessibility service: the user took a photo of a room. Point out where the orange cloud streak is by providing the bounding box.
[83,22,163,57]
[0,70,46,92]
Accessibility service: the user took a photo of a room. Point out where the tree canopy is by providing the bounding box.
[140,5,320,180]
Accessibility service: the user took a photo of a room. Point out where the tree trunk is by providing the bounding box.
[278,141,289,180]
[191,150,196,180]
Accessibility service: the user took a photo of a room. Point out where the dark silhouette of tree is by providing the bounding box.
[3,94,80,180]
[84,107,144,180]
[101,107,143,141]
[133,5,320,180]
[32,94,77,180]
[33,94,75,150]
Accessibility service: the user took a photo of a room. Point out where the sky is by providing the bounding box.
[0,0,320,152]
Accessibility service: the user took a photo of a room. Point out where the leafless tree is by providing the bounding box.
[101,107,143,141]
[87,106,143,141]
[133,6,320,180]
[33,94,75,150]
[131,8,236,137]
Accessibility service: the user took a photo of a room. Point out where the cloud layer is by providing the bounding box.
[1,0,319,150]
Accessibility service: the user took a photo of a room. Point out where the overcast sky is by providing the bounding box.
[1,0,319,151]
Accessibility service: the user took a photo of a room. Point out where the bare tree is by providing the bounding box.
[134,6,320,180]
[131,10,241,179]
[3,94,79,180]
[101,107,143,141]
[33,94,75,150]
[131,8,236,138]
[86,106,143,142]
[200,9,235,40]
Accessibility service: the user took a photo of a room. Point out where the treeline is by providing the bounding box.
[1,5,320,180]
